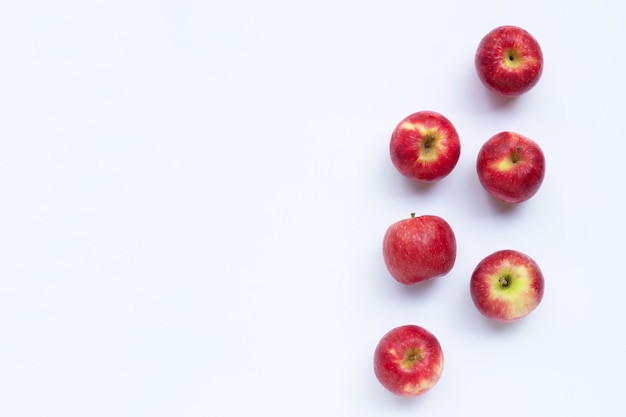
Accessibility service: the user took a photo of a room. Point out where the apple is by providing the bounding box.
[476,131,545,204]
[470,249,545,322]
[389,111,461,183]
[382,214,456,285]
[475,25,543,96]
[373,324,444,397]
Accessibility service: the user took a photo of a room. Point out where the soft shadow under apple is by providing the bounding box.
[485,194,520,215]
[395,277,441,300]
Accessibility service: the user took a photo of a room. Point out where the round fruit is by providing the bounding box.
[383,214,456,285]
[475,25,543,96]
[374,324,444,397]
[389,111,461,183]
[470,249,545,322]
[476,131,545,204]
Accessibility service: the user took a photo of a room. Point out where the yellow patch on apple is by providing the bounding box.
[494,157,517,171]
[417,129,445,163]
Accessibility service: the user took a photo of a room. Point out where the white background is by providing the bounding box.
[0,1,624,416]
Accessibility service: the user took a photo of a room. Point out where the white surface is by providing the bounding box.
[1,1,624,416]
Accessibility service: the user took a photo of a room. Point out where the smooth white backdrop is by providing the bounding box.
[1,1,624,416]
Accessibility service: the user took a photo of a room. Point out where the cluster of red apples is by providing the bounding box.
[374,25,546,398]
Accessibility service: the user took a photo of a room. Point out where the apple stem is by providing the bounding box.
[499,276,510,288]
[511,146,521,163]
[423,134,435,149]
[410,212,416,218]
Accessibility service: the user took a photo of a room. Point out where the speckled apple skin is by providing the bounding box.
[374,325,444,397]
[383,214,456,285]
[475,25,543,96]
[470,249,545,322]
[389,111,460,183]
[476,131,545,204]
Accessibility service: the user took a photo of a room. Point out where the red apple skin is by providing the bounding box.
[475,25,543,96]
[470,250,545,322]
[383,214,456,285]
[374,324,444,397]
[389,111,461,183]
[476,131,545,204]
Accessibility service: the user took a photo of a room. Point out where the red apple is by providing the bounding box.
[374,324,444,397]
[389,111,461,183]
[476,131,545,204]
[475,25,543,96]
[470,249,545,322]
[382,214,456,285]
